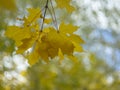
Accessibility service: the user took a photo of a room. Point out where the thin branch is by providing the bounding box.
[49,0,59,32]
[40,0,49,32]
[47,7,56,27]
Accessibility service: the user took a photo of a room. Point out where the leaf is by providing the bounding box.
[27,42,40,65]
[27,8,41,24]
[37,41,50,62]
[16,37,36,54]
[58,23,84,52]
[47,28,74,55]
[59,23,79,34]
[68,34,84,44]
[55,0,75,13]
[5,26,31,46]
[72,41,83,52]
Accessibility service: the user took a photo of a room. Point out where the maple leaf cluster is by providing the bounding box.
[5,0,84,65]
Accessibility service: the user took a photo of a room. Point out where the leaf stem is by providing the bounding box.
[40,0,49,32]
[49,0,59,32]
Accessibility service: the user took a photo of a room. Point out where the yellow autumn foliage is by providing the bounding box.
[5,7,84,65]
[55,0,75,13]
[0,0,16,11]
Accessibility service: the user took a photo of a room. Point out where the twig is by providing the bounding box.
[40,0,49,32]
[49,0,59,32]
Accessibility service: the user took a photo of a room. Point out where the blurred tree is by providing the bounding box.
[0,0,120,90]
[11,55,120,90]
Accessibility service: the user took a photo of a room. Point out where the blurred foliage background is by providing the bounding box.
[0,0,120,90]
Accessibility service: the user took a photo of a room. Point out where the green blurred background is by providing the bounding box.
[0,0,120,90]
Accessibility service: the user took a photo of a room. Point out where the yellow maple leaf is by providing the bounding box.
[68,34,84,52]
[5,26,31,46]
[27,42,40,65]
[24,26,75,64]
[47,28,74,55]
[55,0,75,13]
[27,8,41,23]
[5,7,84,66]
[59,23,79,34]
[24,8,41,26]
[58,23,84,52]
[68,34,84,44]
[72,41,83,52]
[16,37,36,54]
